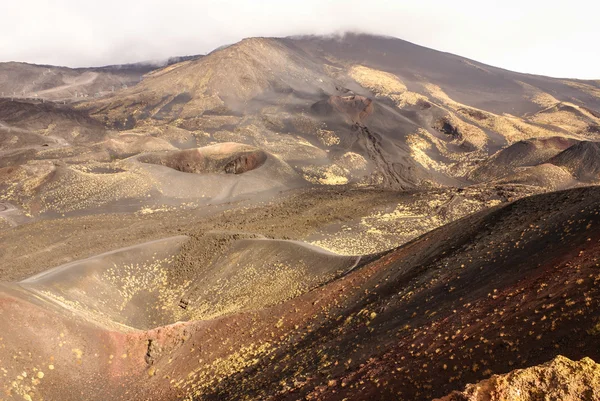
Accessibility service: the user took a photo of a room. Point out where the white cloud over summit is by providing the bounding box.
[1,0,598,79]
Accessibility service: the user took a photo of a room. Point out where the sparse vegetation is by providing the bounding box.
[0,33,599,401]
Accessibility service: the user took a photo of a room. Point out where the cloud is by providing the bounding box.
[0,0,598,79]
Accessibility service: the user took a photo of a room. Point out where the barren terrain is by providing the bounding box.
[0,33,599,400]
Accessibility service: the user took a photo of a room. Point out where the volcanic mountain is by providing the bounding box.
[76,33,600,190]
[0,33,599,401]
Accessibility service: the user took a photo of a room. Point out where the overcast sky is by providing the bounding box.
[1,0,598,79]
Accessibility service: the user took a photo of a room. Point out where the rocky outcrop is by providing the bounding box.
[436,356,600,401]
[328,95,374,123]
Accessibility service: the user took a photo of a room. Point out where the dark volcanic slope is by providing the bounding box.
[289,33,600,115]
[549,140,600,181]
[190,186,600,401]
[1,186,598,400]
[0,98,107,144]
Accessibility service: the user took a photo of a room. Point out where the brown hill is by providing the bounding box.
[548,141,600,181]
[469,136,578,182]
[492,163,578,191]
[530,102,600,137]
[0,34,599,223]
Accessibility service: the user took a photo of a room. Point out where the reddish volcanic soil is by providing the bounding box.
[138,143,269,175]
[185,186,600,401]
[328,95,374,124]
[1,186,598,400]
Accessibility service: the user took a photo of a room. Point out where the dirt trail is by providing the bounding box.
[34,71,99,97]
[0,202,26,227]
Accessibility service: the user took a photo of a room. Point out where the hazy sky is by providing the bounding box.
[1,0,598,79]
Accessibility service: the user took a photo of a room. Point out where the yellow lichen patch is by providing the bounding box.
[37,164,156,214]
[588,322,600,336]
[5,366,46,400]
[0,161,54,213]
[316,129,340,146]
[35,252,192,330]
[407,128,486,177]
[391,91,431,108]
[530,108,592,133]
[480,112,565,143]
[443,113,489,150]
[407,131,449,174]
[423,83,455,105]
[348,65,428,108]
[531,92,560,108]
[103,256,189,316]
[311,188,513,255]
[570,103,600,123]
[182,342,273,399]
[349,65,407,94]
[187,259,336,321]
[0,216,11,229]
[333,152,368,173]
[516,81,560,108]
[424,83,565,144]
[301,165,349,186]
[229,122,327,162]
[495,164,576,192]
[562,80,600,98]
